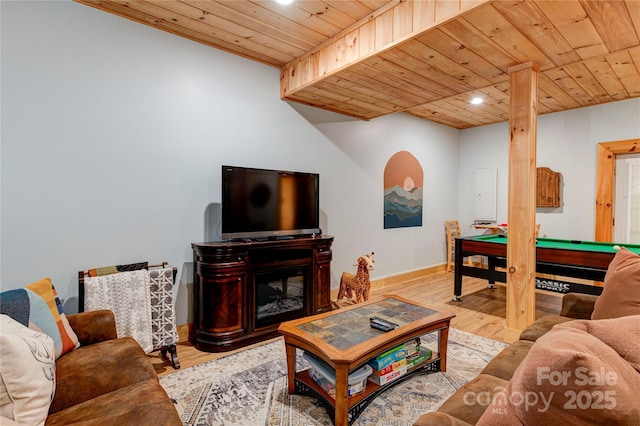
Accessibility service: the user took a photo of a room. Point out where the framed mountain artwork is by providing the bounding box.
[384,151,423,229]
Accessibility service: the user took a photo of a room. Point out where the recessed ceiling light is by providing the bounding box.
[275,0,294,4]
[470,97,484,105]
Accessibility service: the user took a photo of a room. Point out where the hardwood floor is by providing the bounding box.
[151,272,562,377]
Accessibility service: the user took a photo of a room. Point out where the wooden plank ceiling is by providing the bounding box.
[76,0,640,129]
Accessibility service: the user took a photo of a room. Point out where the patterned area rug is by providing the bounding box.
[160,328,508,426]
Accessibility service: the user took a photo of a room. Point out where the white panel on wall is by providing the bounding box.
[473,168,497,223]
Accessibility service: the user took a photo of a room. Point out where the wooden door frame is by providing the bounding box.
[595,138,640,241]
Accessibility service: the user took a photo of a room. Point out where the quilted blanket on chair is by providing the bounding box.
[84,270,154,353]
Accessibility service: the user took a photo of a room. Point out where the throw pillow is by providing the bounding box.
[0,278,80,358]
[0,314,56,426]
[592,247,640,319]
[477,316,640,425]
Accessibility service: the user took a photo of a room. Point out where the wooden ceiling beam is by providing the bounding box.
[280,0,491,98]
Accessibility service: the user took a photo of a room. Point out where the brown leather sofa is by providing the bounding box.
[413,293,600,426]
[45,310,181,425]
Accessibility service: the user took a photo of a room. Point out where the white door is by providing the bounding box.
[614,154,640,243]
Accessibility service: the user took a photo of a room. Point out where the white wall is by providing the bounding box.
[313,112,460,275]
[0,1,459,325]
[458,98,640,240]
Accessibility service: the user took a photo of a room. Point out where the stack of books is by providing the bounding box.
[367,338,433,385]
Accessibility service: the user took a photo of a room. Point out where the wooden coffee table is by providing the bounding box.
[278,295,456,426]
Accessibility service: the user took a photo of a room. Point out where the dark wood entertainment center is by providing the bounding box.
[190,235,334,352]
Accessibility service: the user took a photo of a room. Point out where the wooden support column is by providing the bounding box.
[505,62,538,343]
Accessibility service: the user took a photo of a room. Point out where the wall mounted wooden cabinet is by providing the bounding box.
[537,167,561,207]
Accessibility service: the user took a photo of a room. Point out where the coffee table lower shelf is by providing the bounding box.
[294,356,441,425]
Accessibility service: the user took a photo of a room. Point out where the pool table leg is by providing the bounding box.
[452,238,463,301]
[487,256,497,288]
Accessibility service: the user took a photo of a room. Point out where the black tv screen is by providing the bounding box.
[221,165,320,240]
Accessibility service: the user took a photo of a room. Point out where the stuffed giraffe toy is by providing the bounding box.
[337,252,375,303]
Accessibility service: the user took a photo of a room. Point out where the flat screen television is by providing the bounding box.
[221,165,320,240]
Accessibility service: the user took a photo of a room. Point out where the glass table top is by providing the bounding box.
[295,298,437,350]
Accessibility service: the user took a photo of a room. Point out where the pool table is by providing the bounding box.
[453,234,640,301]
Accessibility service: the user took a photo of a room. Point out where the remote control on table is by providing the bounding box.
[369,316,399,330]
[370,322,395,332]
